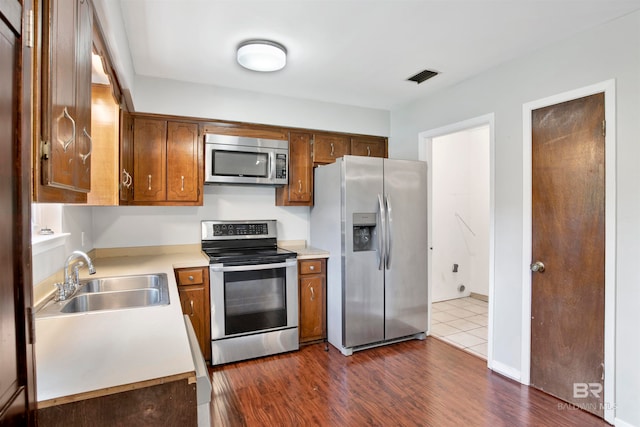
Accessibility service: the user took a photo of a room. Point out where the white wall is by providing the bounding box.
[431,126,489,301]
[391,11,640,427]
[91,185,309,248]
[133,75,390,137]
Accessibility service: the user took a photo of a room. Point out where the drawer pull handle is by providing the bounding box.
[330,142,335,157]
[367,146,371,157]
[309,284,315,301]
[189,300,194,316]
[181,176,185,192]
[148,174,152,190]
[298,179,302,193]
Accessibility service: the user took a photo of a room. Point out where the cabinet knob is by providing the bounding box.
[309,265,315,271]
[188,275,194,281]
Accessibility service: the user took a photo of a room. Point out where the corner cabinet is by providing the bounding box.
[35,0,93,203]
[128,116,203,206]
[175,267,211,362]
[298,259,327,345]
[275,132,313,206]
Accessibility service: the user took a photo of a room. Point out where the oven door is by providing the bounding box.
[209,258,297,340]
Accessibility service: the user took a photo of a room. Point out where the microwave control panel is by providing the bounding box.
[275,154,287,180]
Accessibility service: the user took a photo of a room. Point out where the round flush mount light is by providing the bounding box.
[237,40,287,72]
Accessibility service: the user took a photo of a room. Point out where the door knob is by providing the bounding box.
[530,261,545,273]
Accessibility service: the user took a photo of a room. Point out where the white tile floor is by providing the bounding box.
[430,297,488,359]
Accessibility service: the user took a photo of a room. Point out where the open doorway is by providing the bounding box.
[419,114,494,365]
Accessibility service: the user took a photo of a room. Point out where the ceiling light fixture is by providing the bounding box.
[237,40,287,72]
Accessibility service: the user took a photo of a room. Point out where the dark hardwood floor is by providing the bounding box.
[208,337,609,426]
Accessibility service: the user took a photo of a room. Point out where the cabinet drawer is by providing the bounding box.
[299,260,323,275]
[176,268,205,286]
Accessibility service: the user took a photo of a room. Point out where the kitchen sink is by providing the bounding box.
[60,288,168,313]
[36,273,170,318]
[77,274,166,294]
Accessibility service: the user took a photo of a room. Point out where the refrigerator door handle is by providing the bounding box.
[385,194,392,270]
[377,193,386,270]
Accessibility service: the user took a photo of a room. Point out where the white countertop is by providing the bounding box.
[35,252,209,405]
[279,241,330,260]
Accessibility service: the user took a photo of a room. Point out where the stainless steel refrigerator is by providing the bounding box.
[310,155,428,355]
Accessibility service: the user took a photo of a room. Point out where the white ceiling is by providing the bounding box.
[117,0,640,111]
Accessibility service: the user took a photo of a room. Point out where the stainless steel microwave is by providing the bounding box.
[204,134,288,186]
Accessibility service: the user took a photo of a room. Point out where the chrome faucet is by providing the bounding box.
[55,250,96,301]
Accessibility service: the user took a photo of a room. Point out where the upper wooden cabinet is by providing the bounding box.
[128,116,203,206]
[133,118,167,202]
[312,133,350,164]
[35,0,93,203]
[275,132,313,206]
[351,135,387,158]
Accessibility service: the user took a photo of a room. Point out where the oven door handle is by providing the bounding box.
[210,259,296,272]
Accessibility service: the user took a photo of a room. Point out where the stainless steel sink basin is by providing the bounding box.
[77,274,166,294]
[37,273,170,318]
[60,288,169,313]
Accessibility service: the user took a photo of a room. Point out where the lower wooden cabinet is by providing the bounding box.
[175,267,211,362]
[298,258,327,344]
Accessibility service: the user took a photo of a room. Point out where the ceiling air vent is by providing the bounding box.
[407,69,439,84]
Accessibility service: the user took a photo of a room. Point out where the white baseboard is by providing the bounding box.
[490,360,521,382]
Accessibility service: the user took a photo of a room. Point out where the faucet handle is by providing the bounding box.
[54,282,67,301]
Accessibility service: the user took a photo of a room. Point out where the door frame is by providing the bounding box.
[419,113,495,367]
[521,80,616,423]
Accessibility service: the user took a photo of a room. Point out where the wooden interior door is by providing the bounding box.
[530,93,605,417]
[1,0,35,424]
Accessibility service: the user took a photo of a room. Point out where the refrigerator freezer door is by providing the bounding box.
[343,156,385,348]
[383,159,428,340]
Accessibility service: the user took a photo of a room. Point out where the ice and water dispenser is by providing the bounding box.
[353,212,377,252]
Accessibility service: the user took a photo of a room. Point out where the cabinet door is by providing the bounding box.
[166,122,199,202]
[133,118,167,202]
[119,110,133,204]
[351,136,387,158]
[178,285,210,361]
[276,132,312,206]
[313,134,350,164]
[74,0,93,191]
[42,0,78,190]
[299,275,326,343]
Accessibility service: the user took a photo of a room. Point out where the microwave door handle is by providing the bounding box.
[269,151,275,180]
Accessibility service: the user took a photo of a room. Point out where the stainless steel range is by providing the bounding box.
[201,220,298,365]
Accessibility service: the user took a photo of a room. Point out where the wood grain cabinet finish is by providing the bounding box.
[312,134,350,164]
[350,135,387,158]
[275,132,313,206]
[175,267,211,362]
[167,122,200,202]
[298,259,326,344]
[36,0,93,202]
[130,116,202,206]
[133,118,167,202]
